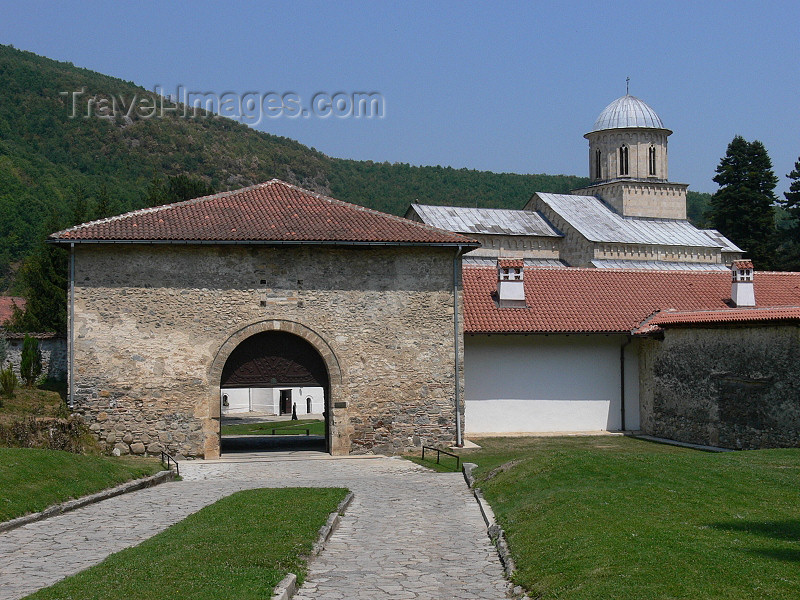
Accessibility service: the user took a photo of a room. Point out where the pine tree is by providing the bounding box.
[7,211,68,334]
[709,136,778,269]
[70,182,89,226]
[94,183,113,220]
[781,158,800,219]
[20,334,42,387]
[165,174,214,203]
[775,156,800,271]
[144,170,166,208]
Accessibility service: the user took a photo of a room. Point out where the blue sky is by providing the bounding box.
[1,0,798,196]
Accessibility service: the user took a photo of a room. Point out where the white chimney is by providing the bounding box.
[731,259,755,307]
[497,259,526,308]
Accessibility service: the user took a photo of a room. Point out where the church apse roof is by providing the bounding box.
[535,193,742,250]
[50,180,479,247]
[408,204,562,238]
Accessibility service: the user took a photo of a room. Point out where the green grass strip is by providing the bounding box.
[0,448,162,522]
[405,454,461,472]
[221,418,325,436]
[468,436,800,600]
[26,487,349,600]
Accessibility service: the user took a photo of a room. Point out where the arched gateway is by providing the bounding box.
[209,320,344,458]
[221,331,330,451]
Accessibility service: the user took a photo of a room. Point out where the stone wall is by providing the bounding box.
[639,325,800,449]
[574,180,688,220]
[71,243,463,459]
[1,333,67,382]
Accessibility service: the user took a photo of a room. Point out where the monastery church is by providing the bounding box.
[51,93,800,457]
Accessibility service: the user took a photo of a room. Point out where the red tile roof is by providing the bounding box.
[462,267,800,334]
[0,296,25,326]
[497,259,524,268]
[49,180,478,247]
[635,306,800,334]
[732,259,754,270]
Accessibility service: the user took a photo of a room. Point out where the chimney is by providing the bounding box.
[497,259,526,308]
[731,259,755,307]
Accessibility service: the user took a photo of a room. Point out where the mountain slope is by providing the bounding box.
[1,44,710,289]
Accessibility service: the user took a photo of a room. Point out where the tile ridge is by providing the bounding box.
[51,181,278,238]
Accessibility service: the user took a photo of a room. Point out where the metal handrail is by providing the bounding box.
[421,446,460,470]
[160,451,180,477]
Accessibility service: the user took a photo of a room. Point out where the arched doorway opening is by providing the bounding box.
[219,330,330,454]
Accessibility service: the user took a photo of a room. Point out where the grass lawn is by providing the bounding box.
[221,418,325,436]
[26,487,349,600]
[0,448,162,522]
[0,383,66,425]
[464,436,800,600]
[406,451,462,472]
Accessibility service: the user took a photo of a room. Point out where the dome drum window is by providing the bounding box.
[648,145,657,176]
[619,145,629,176]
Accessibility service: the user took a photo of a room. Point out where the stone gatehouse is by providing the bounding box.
[51,180,477,458]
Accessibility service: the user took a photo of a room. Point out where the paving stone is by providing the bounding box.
[0,455,508,600]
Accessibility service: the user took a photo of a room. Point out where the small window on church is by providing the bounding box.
[649,146,656,176]
[619,146,629,176]
[595,149,601,179]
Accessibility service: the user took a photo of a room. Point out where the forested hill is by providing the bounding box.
[0,43,708,291]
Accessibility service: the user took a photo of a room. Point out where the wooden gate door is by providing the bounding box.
[279,389,292,415]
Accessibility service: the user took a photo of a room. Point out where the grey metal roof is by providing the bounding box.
[409,204,562,238]
[591,95,667,132]
[463,256,568,268]
[701,229,743,253]
[536,193,737,249]
[591,259,730,271]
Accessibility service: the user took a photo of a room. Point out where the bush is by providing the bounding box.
[0,333,8,365]
[20,334,42,387]
[0,363,18,400]
[0,416,100,453]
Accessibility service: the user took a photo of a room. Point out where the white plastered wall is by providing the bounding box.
[220,386,325,415]
[464,334,639,433]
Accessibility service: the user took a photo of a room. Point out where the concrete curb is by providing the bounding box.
[473,488,516,577]
[0,469,176,533]
[312,491,354,555]
[462,463,518,581]
[632,434,733,452]
[270,573,297,600]
[462,461,477,487]
[270,491,354,600]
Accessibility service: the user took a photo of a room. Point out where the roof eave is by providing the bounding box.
[47,238,481,249]
[465,329,632,336]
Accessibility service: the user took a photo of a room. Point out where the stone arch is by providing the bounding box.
[204,319,345,458]
[210,319,342,387]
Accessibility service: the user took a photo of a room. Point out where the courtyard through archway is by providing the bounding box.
[219,330,331,454]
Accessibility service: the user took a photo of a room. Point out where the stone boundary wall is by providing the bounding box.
[1,333,67,382]
[71,243,463,458]
[639,325,800,449]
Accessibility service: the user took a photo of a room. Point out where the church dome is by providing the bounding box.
[590,95,668,132]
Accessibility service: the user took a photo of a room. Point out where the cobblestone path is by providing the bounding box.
[0,455,509,600]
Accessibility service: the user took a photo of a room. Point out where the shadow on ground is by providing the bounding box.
[221,435,326,454]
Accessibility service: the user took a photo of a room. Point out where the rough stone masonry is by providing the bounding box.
[71,243,464,458]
